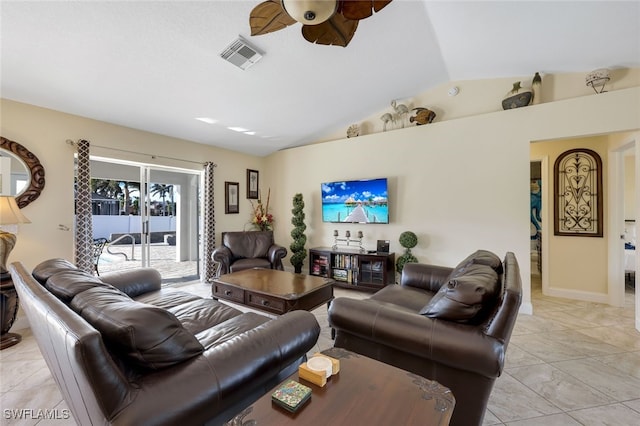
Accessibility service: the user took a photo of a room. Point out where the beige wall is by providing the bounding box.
[0,99,266,271]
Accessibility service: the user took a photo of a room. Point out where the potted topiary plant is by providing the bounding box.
[290,193,307,274]
[396,231,418,274]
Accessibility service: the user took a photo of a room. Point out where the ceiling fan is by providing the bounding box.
[250,0,393,47]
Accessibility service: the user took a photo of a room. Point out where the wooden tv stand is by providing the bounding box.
[308,247,395,292]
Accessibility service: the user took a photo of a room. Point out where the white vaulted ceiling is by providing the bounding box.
[2,1,639,156]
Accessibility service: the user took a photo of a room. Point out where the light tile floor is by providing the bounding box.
[1,273,638,425]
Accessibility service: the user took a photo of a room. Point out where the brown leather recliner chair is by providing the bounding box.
[328,250,522,426]
[212,231,287,275]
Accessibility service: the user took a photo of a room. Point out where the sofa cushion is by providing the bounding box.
[45,270,113,303]
[229,258,271,272]
[449,249,503,278]
[168,298,242,335]
[134,288,203,308]
[99,268,161,297]
[71,286,204,369]
[420,264,499,323]
[223,231,273,259]
[32,258,78,284]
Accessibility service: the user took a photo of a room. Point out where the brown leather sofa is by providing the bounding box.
[328,250,522,426]
[10,258,320,425]
[212,231,287,275]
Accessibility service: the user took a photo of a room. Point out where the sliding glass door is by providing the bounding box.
[140,166,200,282]
[91,158,201,283]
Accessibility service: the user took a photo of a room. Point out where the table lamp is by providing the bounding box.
[0,195,30,350]
[1,195,31,274]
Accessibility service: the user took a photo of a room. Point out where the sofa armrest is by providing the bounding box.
[400,263,453,292]
[268,244,287,270]
[212,246,232,275]
[329,297,504,378]
[110,311,320,426]
[99,268,161,297]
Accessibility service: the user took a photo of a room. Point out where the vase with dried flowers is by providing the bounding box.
[250,188,274,231]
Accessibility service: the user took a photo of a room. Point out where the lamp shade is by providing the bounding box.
[282,0,338,25]
[0,196,31,225]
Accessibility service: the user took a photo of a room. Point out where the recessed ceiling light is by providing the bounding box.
[195,117,217,124]
[244,131,256,136]
[228,126,249,133]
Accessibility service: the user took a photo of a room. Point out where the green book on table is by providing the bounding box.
[271,380,312,412]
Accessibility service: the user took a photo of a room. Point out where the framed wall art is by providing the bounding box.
[247,169,259,199]
[553,148,603,237]
[225,181,239,214]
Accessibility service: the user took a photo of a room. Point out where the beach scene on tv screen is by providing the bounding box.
[321,179,389,223]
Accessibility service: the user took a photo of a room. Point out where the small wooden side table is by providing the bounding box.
[0,272,22,350]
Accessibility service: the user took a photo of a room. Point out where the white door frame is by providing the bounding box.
[531,155,550,304]
[607,136,638,331]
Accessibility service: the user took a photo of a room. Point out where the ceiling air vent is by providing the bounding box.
[220,37,263,70]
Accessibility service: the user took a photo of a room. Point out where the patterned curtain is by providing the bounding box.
[203,162,217,281]
[74,139,94,273]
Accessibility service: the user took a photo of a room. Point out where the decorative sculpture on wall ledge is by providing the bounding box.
[585,68,610,94]
[381,100,410,131]
[502,81,533,110]
[380,112,394,132]
[531,72,542,105]
[346,124,360,138]
[391,100,409,128]
[410,108,436,125]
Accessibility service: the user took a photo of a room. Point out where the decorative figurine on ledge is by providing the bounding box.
[502,81,533,110]
[391,100,409,128]
[332,230,365,253]
[346,124,360,138]
[410,107,436,125]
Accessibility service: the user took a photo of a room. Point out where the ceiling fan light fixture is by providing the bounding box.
[282,0,338,25]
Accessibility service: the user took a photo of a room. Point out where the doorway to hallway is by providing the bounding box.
[530,161,542,284]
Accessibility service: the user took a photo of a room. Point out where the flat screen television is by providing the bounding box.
[321,178,389,224]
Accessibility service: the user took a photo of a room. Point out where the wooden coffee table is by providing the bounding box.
[224,347,455,425]
[211,269,334,315]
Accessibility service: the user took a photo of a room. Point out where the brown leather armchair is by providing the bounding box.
[212,231,287,275]
[328,250,522,426]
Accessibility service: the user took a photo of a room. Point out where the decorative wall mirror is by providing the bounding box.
[0,137,45,208]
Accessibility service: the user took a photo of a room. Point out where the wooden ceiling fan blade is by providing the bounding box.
[373,0,393,13]
[339,0,392,21]
[301,16,358,47]
[250,0,296,36]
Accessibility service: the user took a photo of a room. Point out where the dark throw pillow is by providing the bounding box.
[72,286,204,369]
[420,264,500,323]
[449,250,503,278]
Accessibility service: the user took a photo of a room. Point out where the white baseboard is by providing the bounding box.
[545,287,609,304]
